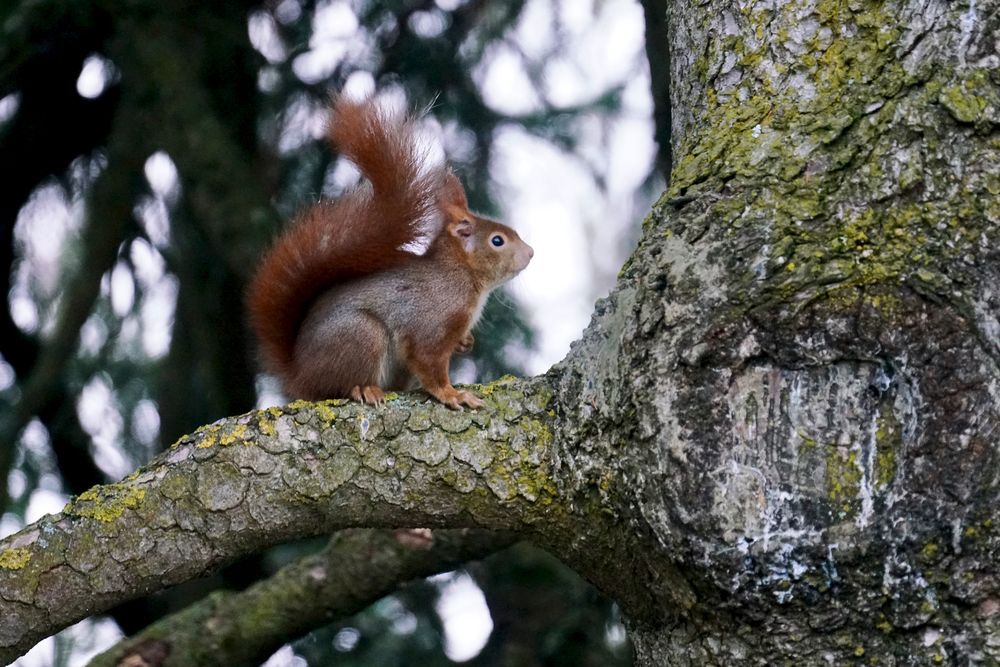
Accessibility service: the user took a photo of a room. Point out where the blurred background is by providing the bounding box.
[0,0,668,664]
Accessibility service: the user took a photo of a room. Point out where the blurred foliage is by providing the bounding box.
[296,545,630,667]
[295,579,455,667]
[0,0,654,664]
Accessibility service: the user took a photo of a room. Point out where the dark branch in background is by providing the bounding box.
[156,200,258,448]
[2,135,142,432]
[0,2,271,632]
[466,543,631,667]
[99,4,274,632]
[116,10,278,282]
[0,93,147,511]
[89,529,515,667]
[0,2,118,514]
[640,0,672,183]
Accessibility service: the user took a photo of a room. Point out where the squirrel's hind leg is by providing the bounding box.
[291,308,390,401]
[398,337,483,410]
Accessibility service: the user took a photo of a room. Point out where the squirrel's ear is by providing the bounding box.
[450,218,473,237]
[449,217,475,251]
[439,170,469,209]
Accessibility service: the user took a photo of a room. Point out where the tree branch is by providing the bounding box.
[0,379,558,663]
[88,529,514,667]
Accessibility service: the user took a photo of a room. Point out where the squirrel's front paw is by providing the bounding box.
[455,389,483,409]
[437,387,483,410]
[455,333,475,354]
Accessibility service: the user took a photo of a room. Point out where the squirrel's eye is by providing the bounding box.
[491,235,505,247]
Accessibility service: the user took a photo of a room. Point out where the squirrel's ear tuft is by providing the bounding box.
[448,217,475,251]
[439,170,469,209]
[450,218,473,237]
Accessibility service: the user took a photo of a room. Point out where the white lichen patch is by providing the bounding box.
[856,412,877,529]
[715,361,919,559]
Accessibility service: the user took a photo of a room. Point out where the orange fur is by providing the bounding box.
[247,97,440,382]
[246,95,534,407]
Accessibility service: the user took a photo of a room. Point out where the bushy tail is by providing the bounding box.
[247,96,442,382]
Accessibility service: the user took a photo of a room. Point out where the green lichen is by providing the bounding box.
[478,374,519,398]
[520,417,554,448]
[517,466,560,505]
[826,447,862,516]
[257,409,279,437]
[195,421,249,448]
[874,441,896,489]
[67,484,147,522]
[218,423,247,445]
[939,69,995,125]
[873,407,900,489]
[160,470,191,500]
[0,547,31,570]
[669,0,906,197]
[314,401,338,423]
[598,472,612,494]
[473,413,560,506]
[662,0,998,315]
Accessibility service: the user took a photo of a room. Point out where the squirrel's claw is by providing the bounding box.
[350,385,386,406]
[456,389,484,410]
[435,387,484,410]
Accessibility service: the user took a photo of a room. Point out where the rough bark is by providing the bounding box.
[0,384,559,662]
[610,0,1000,662]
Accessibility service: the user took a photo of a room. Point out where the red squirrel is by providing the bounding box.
[247,96,533,409]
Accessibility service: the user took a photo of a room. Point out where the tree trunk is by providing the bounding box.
[1,0,998,664]
[599,0,999,662]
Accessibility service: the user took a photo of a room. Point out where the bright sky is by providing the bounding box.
[6,0,653,664]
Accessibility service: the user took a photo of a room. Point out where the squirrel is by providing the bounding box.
[247,96,533,409]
